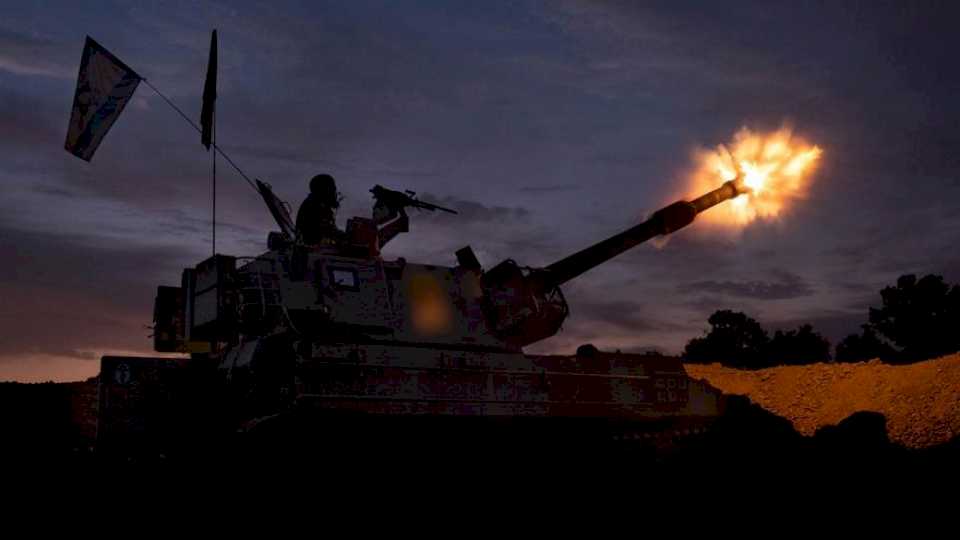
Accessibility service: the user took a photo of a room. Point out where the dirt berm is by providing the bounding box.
[686,353,960,449]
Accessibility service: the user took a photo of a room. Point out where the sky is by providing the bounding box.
[2,0,959,381]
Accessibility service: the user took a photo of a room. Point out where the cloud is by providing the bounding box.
[417,194,530,224]
[0,222,193,376]
[0,28,75,79]
[518,184,581,194]
[610,232,742,283]
[0,88,63,153]
[683,294,729,315]
[684,270,815,300]
[570,299,657,332]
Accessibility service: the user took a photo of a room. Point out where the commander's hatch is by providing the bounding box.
[256,179,296,239]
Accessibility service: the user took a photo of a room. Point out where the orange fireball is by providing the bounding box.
[687,126,822,226]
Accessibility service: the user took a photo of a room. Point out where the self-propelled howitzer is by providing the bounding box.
[97,179,743,456]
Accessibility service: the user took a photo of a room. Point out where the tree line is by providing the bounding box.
[683,274,960,368]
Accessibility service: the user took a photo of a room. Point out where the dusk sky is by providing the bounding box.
[2,1,959,381]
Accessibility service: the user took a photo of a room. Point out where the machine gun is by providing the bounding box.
[370,185,458,215]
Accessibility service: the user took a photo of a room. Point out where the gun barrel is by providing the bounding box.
[543,180,741,287]
[420,202,458,214]
[372,185,458,214]
[689,179,740,214]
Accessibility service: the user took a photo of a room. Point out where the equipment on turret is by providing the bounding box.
[256,179,296,240]
[368,184,457,248]
[370,185,458,215]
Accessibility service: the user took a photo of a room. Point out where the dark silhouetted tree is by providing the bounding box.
[835,326,896,363]
[765,324,831,365]
[868,274,960,362]
[683,310,770,369]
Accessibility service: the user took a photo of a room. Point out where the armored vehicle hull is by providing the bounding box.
[97,347,723,457]
[97,177,745,458]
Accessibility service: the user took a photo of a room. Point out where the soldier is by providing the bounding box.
[296,174,342,244]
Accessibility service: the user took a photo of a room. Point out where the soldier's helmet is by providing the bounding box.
[310,174,340,208]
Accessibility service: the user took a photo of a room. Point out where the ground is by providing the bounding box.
[686,353,960,449]
[3,354,960,473]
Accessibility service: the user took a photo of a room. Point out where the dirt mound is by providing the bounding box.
[686,353,960,449]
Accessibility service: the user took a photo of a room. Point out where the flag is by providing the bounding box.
[200,29,217,150]
[64,36,141,161]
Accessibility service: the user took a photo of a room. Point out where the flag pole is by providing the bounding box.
[202,28,218,258]
[212,106,216,257]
